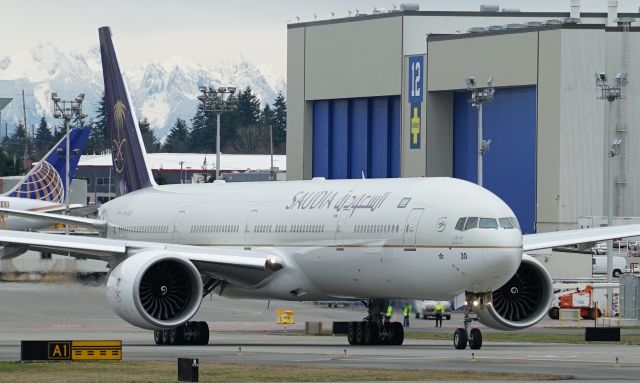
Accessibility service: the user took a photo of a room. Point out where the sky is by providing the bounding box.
[2,0,640,75]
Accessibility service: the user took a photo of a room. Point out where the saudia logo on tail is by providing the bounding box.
[112,100,127,174]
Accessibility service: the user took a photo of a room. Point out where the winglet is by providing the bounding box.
[99,26,156,196]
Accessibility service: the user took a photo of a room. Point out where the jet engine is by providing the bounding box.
[106,250,203,330]
[471,254,553,331]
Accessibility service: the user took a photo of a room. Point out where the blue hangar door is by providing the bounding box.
[312,96,401,179]
[453,86,536,234]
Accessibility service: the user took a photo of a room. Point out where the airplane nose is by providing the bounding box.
[482,244,522,290]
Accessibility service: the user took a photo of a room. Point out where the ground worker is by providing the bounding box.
[403,303,412,327]
[434,301,445,327]
[385,304,393,324]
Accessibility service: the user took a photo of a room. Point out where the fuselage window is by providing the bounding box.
[479,218,498,229]
[464,217,479,230]
[499,218,514,229]
[455,218,466,231]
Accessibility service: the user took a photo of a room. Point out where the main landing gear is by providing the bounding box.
[347,299,404,345]
[154,321,210,345]
[453,310,482,350]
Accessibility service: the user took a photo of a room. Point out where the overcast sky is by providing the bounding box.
[2,0,639,75]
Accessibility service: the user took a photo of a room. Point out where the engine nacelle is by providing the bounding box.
[106,250,203,330]
[471,254,553,331]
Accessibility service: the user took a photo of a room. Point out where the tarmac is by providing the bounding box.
[1,282,639,381]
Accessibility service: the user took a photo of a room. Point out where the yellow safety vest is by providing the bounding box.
[435,303,445,313]
[403,305,411,316]
[386,306,393,317]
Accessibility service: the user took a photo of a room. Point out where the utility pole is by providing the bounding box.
[51,92,86,234]
[198,86,237,180]
[595,71,627,315]
[22,90,28,172]
[465,77,495,187]
[270,124,274,181]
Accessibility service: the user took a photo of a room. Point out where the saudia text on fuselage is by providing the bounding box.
[285,190,391,217]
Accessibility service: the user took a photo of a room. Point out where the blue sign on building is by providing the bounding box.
[408,56,423,149]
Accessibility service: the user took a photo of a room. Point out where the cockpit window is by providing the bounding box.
[479,218,498,229]
[455,218,466,231]
[509,216,521,230]
[464,217,478,230]
[499,218,514,229]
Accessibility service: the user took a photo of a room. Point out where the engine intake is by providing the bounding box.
[472,254,553,331]
[107,250,203,330]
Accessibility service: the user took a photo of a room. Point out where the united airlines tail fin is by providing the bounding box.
[99,26,156,197]
[7,126,91,203]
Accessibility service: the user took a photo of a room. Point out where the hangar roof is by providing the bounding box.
[78,153,287,172]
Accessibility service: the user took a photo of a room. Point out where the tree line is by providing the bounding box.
[87,86,286,156]
[0,87,286,176]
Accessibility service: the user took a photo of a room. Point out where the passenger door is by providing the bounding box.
[403,208,424,251]
[244,209,258,250]
[172,209,186,244]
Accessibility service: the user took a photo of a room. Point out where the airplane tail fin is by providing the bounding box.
[7,126,91,203]
[99,26,156,196]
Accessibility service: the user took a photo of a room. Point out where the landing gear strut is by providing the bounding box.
[154,321,210,345]
[453,308,482,350]
[347,299,404,346]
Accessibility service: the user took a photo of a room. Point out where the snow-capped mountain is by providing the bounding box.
[0,42,286,140]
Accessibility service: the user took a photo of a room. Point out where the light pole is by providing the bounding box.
[465,77,495,187]
[595,71,627,315]
[51,92,86,234]
[198,86,237,180]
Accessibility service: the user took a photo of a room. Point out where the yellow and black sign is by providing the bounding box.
[21,340,122,361]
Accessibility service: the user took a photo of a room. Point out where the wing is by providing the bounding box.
[523,224,640,251]
[0,229,281,287]
[0,208,107,232]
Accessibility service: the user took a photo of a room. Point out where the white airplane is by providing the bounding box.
[2,26,640,350]
[0,126,91,257]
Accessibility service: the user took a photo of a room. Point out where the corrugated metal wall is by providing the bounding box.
[312,96,401,179]
[453,86,537,233]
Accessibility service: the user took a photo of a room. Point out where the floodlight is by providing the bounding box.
[227,87,236,94]
[57,148,63,155]
[487,77,494,87]
[613,139,623,146]
[72,149,80,156]
[217,87,227,93]
[197,95,205,102]
[53,111,62,118]
[598,72,607,82]
[51,93,60,102]
[75,93,85,102]
[465,77,476,88]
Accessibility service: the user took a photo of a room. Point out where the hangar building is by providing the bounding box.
[286,3,640,234]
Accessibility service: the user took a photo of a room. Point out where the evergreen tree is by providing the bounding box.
[87,92,108,154]
[8,123,33,173]
[163,118,190,152]
[236,86,261,127]
[139,118,160,153]
[34,117,53,158]
[189,101,215,153]
[233,124,270,154]
[0,149,19,176]
[272,91,286,153]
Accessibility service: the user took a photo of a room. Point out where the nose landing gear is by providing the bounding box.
[453,308,483,349]
[346,299,405,346]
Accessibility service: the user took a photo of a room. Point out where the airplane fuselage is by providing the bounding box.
[99,177,523,301]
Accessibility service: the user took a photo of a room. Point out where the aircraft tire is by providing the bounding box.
[161,329,170,345]
[390,322,404,345]
[355,322,366,345]
[469,328,482,350]
[196,321,210,345]
[153,330,164,345]
[363,322,378,345]
[453,328,467,349]
[347,322,358,345]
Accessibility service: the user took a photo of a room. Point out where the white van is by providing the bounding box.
[592,256,626,277]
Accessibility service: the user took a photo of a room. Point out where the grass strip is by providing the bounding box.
[0,361,570,382]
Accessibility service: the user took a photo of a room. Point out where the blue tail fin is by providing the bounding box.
[7,126,91,203]
[99,26,155,196]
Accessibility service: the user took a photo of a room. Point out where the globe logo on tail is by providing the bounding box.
[9,161,64,203]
